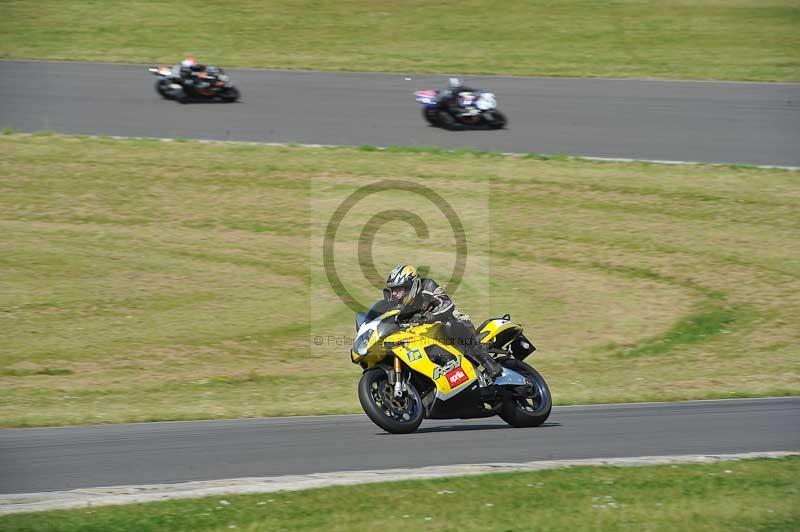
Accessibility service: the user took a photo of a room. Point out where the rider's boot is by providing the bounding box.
[475,346,503,379]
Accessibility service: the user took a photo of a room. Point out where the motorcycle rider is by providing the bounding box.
[384,264,503,378]
[437,77,477,115]
[178,56,211,90]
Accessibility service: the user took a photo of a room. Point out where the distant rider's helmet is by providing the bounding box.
[448,77,461,89]
[384,264,421,307]
[179,57,196,77]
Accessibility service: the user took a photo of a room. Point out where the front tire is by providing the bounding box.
[222,86,240,102]
[358,368,424,434]
[499,359,551,427]
[155,79,170,99]
[486,110,507,129]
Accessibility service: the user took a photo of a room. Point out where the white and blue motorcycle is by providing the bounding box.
[415,88,507,130]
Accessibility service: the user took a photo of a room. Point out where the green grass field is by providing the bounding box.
[1,1,798,81]
[2,457,798,531]
[1,134,798,427]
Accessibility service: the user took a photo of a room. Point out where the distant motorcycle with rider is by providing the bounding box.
[148,57,240,104]
[415,78,507,130]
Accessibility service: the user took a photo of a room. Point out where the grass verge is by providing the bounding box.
[2,457,798,531]
[1,1,798,81]
[0,134,798,427]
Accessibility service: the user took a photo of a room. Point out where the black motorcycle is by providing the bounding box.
[149,65,240,103]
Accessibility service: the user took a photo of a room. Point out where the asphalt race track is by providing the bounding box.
[1,61,799,166]
[1,398,798,494]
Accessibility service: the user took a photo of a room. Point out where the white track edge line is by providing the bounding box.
[9,132,799,170]
[1,451,796,515]
[3,59,800,86]
[7,396,797,431]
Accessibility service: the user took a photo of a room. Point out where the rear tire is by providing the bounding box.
[499,359,551,427]
[155,80,170,99]
[358,368,424,434]
[174,88,189,104]
[423,107,439,126]
[437,110,463,131]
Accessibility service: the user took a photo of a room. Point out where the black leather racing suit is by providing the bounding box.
[180,64,210,89]
[437,85,477,113]
[396,278,501,376]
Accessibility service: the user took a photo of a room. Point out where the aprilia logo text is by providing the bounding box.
[446,367,469,388]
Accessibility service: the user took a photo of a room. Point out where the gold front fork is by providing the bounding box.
[393,355,403,397]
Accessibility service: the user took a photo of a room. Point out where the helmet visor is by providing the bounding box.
[389,286,409,302]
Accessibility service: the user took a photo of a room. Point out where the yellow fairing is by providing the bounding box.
[479,318,522,345]
[350,341,385,367]
[350,309,401,366]
[386,326,478,399]
[352,321,478,399]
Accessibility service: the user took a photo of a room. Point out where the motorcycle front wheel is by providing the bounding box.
[499,359,551,427]
[486,110,507,129]
[358,368,424,434]
[222,86,240,102]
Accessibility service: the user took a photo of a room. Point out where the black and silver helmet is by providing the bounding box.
[384,264,421,306]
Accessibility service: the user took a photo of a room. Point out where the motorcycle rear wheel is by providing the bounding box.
[422,107,439,126]
[358,368,424,434]
[436,110,464,131]
[174,88,189,104]
[499,359,551,427]
[155,80,170,99]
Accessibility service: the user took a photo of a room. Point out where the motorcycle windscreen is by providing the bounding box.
[362,299,394,323]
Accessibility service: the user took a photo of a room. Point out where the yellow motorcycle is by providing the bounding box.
[351,301,551,434]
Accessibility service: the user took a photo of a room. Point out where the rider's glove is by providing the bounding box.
[412,311,434,323]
